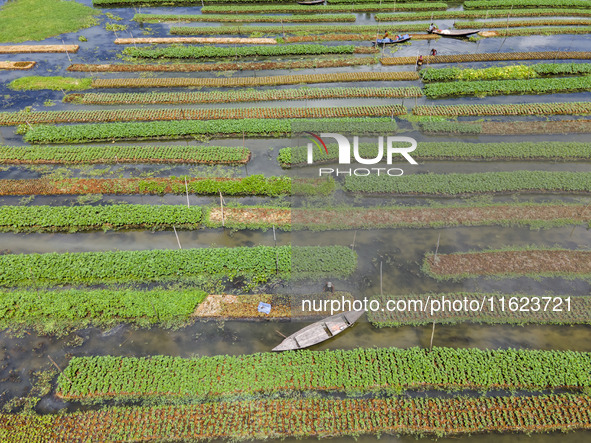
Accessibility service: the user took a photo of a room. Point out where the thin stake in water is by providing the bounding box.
[173,226,182,249]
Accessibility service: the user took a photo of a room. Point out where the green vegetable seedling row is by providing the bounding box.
[0,288,207,335]
[57,347,591,402]
[279,141,591,167]
[0,245,357,287]
[344,171,591,195]
[0,145,250,164]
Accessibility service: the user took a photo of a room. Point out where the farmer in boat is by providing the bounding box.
[416,55,424,67]
[428,23,436,34]
[324,282,335,293]
[430,48,437,56]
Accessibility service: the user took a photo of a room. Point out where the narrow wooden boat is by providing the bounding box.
[373,34,411,46]
[432,29,480,37]
[297,0,324,4]
[272,310,364,351]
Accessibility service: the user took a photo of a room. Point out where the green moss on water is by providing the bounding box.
[0,0,100,43]
[8,76,92,91]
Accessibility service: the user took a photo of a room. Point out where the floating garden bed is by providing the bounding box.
[0,176,292,197]
[57,347,591,402]
[0,61,35,70]
[0,44,78,53]
[0,204,204,233]
[423,248,591,280]
[201,3,447,13]
[67,57,377,72]
[66,88,422,106]
[420,120,591,135]
[290,203,591,230]
[368,293,591,327]
[9,76,92,91]
[0,144,251,165]
[380,51,591,65]
[455,18,591,28]
[0,288,208,335]
[205,206,290,230]
[121,44,368,59]
[97,0,440,3]
[1,105,404,126]
[21,118,398,144]
[285,33,438,42]
[376,8,591,21]
[343,171,591,195]
[134,13,357,23]
[91,71,418,88]
[420,63,591,82]
[0,245,356,287]
[192,292,354,320]
[414,102,591,116]
[170,24,431,36]
[114,37,277,45]
[3,394,591,440]
[279,141,591,167]
[480,26,591,37]
[424,77,591,98]
[464,0,591,9]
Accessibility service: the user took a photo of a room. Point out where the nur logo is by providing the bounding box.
[305,133,418,165]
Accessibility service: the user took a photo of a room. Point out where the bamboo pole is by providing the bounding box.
[380,261,383,296]
[220,190,225,227]
[273,225,277,247]
[184,177,190,208]
[173,226,182,249]
[429,320,436,351]
[434,233,441,263]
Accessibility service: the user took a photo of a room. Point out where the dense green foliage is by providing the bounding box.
[376,9,591,21]
[455,18,591,28]
[134,13,357,23]
[67,88,421,105]
[22,118,397,144]
[368,293,591,327]
[171,24,431,36]
[122,44,356,59]
[0,0,99,43]
[1,105,402,126]
[490,26,591,37]
[279,141,591,167]
[8,76,92,91]
[201,3,446,13]
[0,145,250,164]
[420,121,482,134]
[57,347,591,401]
[344,171,591,194]
[0,204,203,233]
[0,288,207,334]
[420,63,591,82]
[0,246,357,287]
[465,0,591,9]
[424,76,591,98]
[3,394,591,440]
[415,102,591,116]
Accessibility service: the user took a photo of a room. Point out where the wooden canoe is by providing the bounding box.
[272,310,364,351]
[432,29,480,37]
[297,0,324,4]
[374,34,411,46]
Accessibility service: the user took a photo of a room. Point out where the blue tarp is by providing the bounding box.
[257,302,272,315]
